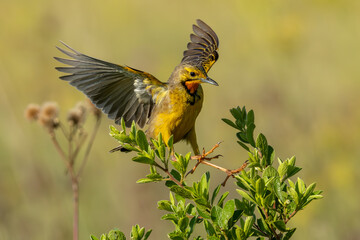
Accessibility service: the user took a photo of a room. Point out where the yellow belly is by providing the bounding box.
[147,86,203,143]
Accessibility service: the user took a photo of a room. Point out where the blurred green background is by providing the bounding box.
[1,0,360,239]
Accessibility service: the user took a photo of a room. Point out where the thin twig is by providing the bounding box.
[72,180,79,240]
[49,131,74,176]
[187,142,222,175]
[221,160,249,186]
[285,210,297,224]
[253,223,268,237]
[49,130,78,240]
[154,163,183,188]
[71,132,88,163]
[77,116,101,178]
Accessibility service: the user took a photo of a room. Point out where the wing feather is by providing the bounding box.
[181,19,219,73]
[55,41,167,128]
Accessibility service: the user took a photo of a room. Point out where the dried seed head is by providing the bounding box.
[38,102,59,130]
[40,102,59,119]
[67,108,83,125]
[24,103,40,121]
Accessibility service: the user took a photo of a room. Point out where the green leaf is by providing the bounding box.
[121,144,139,152]
[211,185,221,205]
[235,227,246,240]
[296,178,306,195]
[255,178,265,197]
[288,187,299,205]
[170,169,181,182]
[138,227,145,239]
[228,209,243,229]
[120,118,126,132]
[273,220,287,232]
[168,232,185,240]
[244,216,255,237]
[90,235,99,240]
[167,135,174,149]
[302,182,317,203]
[230,107,242,120]
[144,230,152,240]
[109,125,120,134]
[246,123,256,147]
[246,110,255,124]
[235,175,254,191]
[237,141,250,151]
[217,191,229,207]
[136,130,148,150]
[257,218,271,235]
[158,200,173,212]
[283,228,296,240]
[136,177,162,184]
[288,166,302,179]
[236,190,256,204]
[197,207,211,219]
[256,133,268,153]
[307,194,323,201]
[222,118,239,129]
[204,220,216,236]
[170,186,193,199]
[273,177,285,203]
[169,192,175,205]
[132,156,154,165]
[267,145,274,165]
[264,192,274,207]
[130,121,136,140]
[207,236,220,240]
[194,198,210,208]
[210,205,222,226]
[156,145,166,162]
[237,132,248,143]
[178,217,189,232]
[161,213,178,221]
[263,166,279,179]
[108,229,126,240]
[220,200,235,229]
[131,225,139,240]
[277,160,288,180]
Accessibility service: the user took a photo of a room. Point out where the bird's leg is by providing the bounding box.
[186,142,223,176]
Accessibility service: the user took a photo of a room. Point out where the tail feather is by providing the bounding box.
[109,145,131,153]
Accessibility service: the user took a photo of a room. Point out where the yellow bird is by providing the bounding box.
[55,19,219,155]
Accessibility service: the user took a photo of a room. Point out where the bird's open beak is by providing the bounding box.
[200,77,219,86]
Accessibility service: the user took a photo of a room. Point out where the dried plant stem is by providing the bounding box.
[48,116,101,240]
[186,142,248,186]
[72,180,79,240]
[77,117,101,178]
[50,131,79,240]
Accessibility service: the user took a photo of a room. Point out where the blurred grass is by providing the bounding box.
[1,0,360,239]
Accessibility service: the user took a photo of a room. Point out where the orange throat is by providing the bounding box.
[185,80,201,94]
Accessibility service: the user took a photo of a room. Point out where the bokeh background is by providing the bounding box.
[1,0,360,239]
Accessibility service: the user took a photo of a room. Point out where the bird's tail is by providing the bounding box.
[109,145,131,153]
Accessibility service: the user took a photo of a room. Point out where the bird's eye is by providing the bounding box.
[190,72,196,77]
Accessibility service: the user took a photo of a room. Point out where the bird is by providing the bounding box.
[55,19,219,156]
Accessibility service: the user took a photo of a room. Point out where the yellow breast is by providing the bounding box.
[146,85,204,143]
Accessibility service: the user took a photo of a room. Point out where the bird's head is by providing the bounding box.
[169,64,218,94]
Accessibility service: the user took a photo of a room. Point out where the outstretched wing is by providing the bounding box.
[181,19,219,73]
[55,41,167,127]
